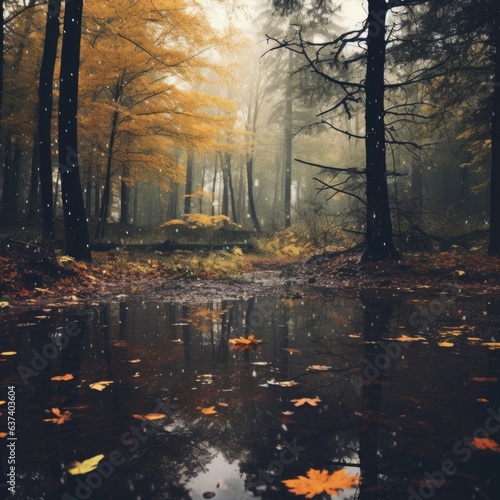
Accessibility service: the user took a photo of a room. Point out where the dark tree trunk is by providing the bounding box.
[1,134,12,226]
[246,156,261,232]
[284,49,293,228]
[85,165,92,216]
[133,183,138,223]
[360,0,399,262]
[1,137,21,225]
[489,0,500,255]
[184,151,194,214]
[95,109,118,239]
[211,153,217,216]
[120,166,129,225]
[221,152,229,217]
[58,0,91,261]
[226,153,238,224]
[27,129,40,221]
[2,141,21,224]
[94,179,100,219]
[37,0,60,241]
[0,0,3,124]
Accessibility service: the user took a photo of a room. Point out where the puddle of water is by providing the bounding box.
[0,294,499,499]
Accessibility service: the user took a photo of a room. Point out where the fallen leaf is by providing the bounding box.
[201,406,217,415]
[482,343,500,350]
[129,359,141,363]
[133,413,166,420]
[477,398,489,403]
[0,351,16,356]
[282,411,294,415]
[0,432,7,438]
[438,341,454,348]
[393,335,426,342]
[229,335,262,351]
[282,348,302,354]
[67,454,105,475]
[218,402,229,407]
[51,374,74,381]
[44,408,72,425]
[0,401,5,405]
[0,302,10,308]
[472,377,497,382]
[89,381,114,391]
[307,365,332,371]
[291,397,322,407]
[267,379,299,387]
[472,438,500,452]
[282,468,359,498]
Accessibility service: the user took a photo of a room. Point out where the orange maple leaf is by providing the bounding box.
[282,468,359,498]
[44,408,72,425]
[201,406,217,415]
[472,438,500,452]
[290,397,321,407]
[229,335,262,351]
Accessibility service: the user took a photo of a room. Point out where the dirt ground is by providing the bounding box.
[2,245,500,308]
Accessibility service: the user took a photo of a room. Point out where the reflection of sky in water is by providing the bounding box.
[185,448,360,499]
[185,451,252,499]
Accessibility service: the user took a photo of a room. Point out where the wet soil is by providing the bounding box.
[2,248,500,309]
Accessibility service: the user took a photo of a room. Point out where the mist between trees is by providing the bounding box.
[0,0,498,261]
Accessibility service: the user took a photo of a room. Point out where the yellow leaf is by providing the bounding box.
[51,374,74,381]
[472,438,500,452]
[282,468,359,498]
[392,335,426,342]
[1,351,17,356]
[438,342,454,348]
[67,454,105,475]
[0,302,10,308]
[291,397,321,407]
[89,381,114,391]
[218,402,229,407]
[482,342,500,349]
[229,335,262,351]
[201,406,217,415]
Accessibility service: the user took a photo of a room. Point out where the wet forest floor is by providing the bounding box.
[2,242,500,308]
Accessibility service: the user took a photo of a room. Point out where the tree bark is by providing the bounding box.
[95,109,119,239]
[184,150,194,214]
[58,0,91,261]
[284,48,293,228]
[27,129,40,221]
[246,156,261,232]
[37,0,60,241]
[489,0,500,255]
[359,0,400,262]
[120,166,129,225]
[226,153,238,224]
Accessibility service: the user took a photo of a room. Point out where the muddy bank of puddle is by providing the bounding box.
[1,293,499,499]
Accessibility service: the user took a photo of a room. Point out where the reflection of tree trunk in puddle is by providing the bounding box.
[118,301,127,340]
[182,305,192,369]
[217,301,230,363]
[279,302,290,379]
[45,312,90,496]
[358,295,398,500]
